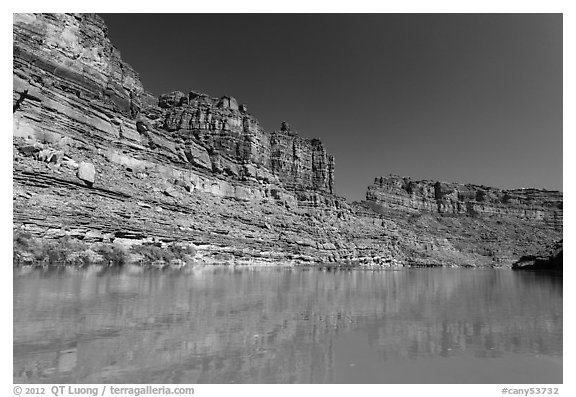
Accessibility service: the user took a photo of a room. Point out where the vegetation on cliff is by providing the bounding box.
[13,231,196,268]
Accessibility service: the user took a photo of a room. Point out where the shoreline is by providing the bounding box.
[13,230,560,272]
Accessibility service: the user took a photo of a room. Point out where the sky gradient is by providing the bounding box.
[102,14,562,201]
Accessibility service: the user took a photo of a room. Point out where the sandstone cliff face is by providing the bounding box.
[12,13,562,268]
[12,13,347,266]
[13,13,336,204]
[356,175,562,266]
[14,13,150,120]
[155,92,335,195]
[366,175,562,228]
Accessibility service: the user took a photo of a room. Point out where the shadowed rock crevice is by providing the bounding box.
[513,240,563,271]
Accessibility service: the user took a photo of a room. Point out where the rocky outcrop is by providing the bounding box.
[77,162,95,185]
[12,13,563,268]
[12,13,347,267]
[513,240,563,271]
[357,175,562,266]
[155,91,335,195]
[366,175,562,228]
[13,13,153,119]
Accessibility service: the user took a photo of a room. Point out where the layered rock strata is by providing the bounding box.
[12,13,563,268]
[156,92,335,195]
[366,175,562,227]
[359,175,562,266]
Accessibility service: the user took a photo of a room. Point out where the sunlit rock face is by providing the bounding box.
[12,12,345,267]
[12,13,562,268]
[13,13,150,118]
[157,92,335,194]
[13,13,335,198]
[366,175,562,229]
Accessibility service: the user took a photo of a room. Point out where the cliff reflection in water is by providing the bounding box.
[13,267,562,383]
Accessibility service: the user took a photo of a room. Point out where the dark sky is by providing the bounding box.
[102,14,562,201]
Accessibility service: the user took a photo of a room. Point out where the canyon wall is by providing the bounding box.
[12,13,562,268]
[157,95,335,195]
[366,175,562,228]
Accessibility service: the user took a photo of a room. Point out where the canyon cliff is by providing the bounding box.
[12,13,563,268]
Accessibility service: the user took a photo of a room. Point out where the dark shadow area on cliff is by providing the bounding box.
[512,240,563,274]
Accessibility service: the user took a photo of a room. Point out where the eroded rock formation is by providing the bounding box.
[12,13,562,268]
[366,175,562,227]
[156,90,335,195]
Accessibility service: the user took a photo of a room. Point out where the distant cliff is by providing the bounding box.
[366,175,562,226]
[12,13,562,268]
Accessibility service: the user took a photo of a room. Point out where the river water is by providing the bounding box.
[13,266,562,383]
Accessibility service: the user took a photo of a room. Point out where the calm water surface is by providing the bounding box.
[13,267,562,383]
